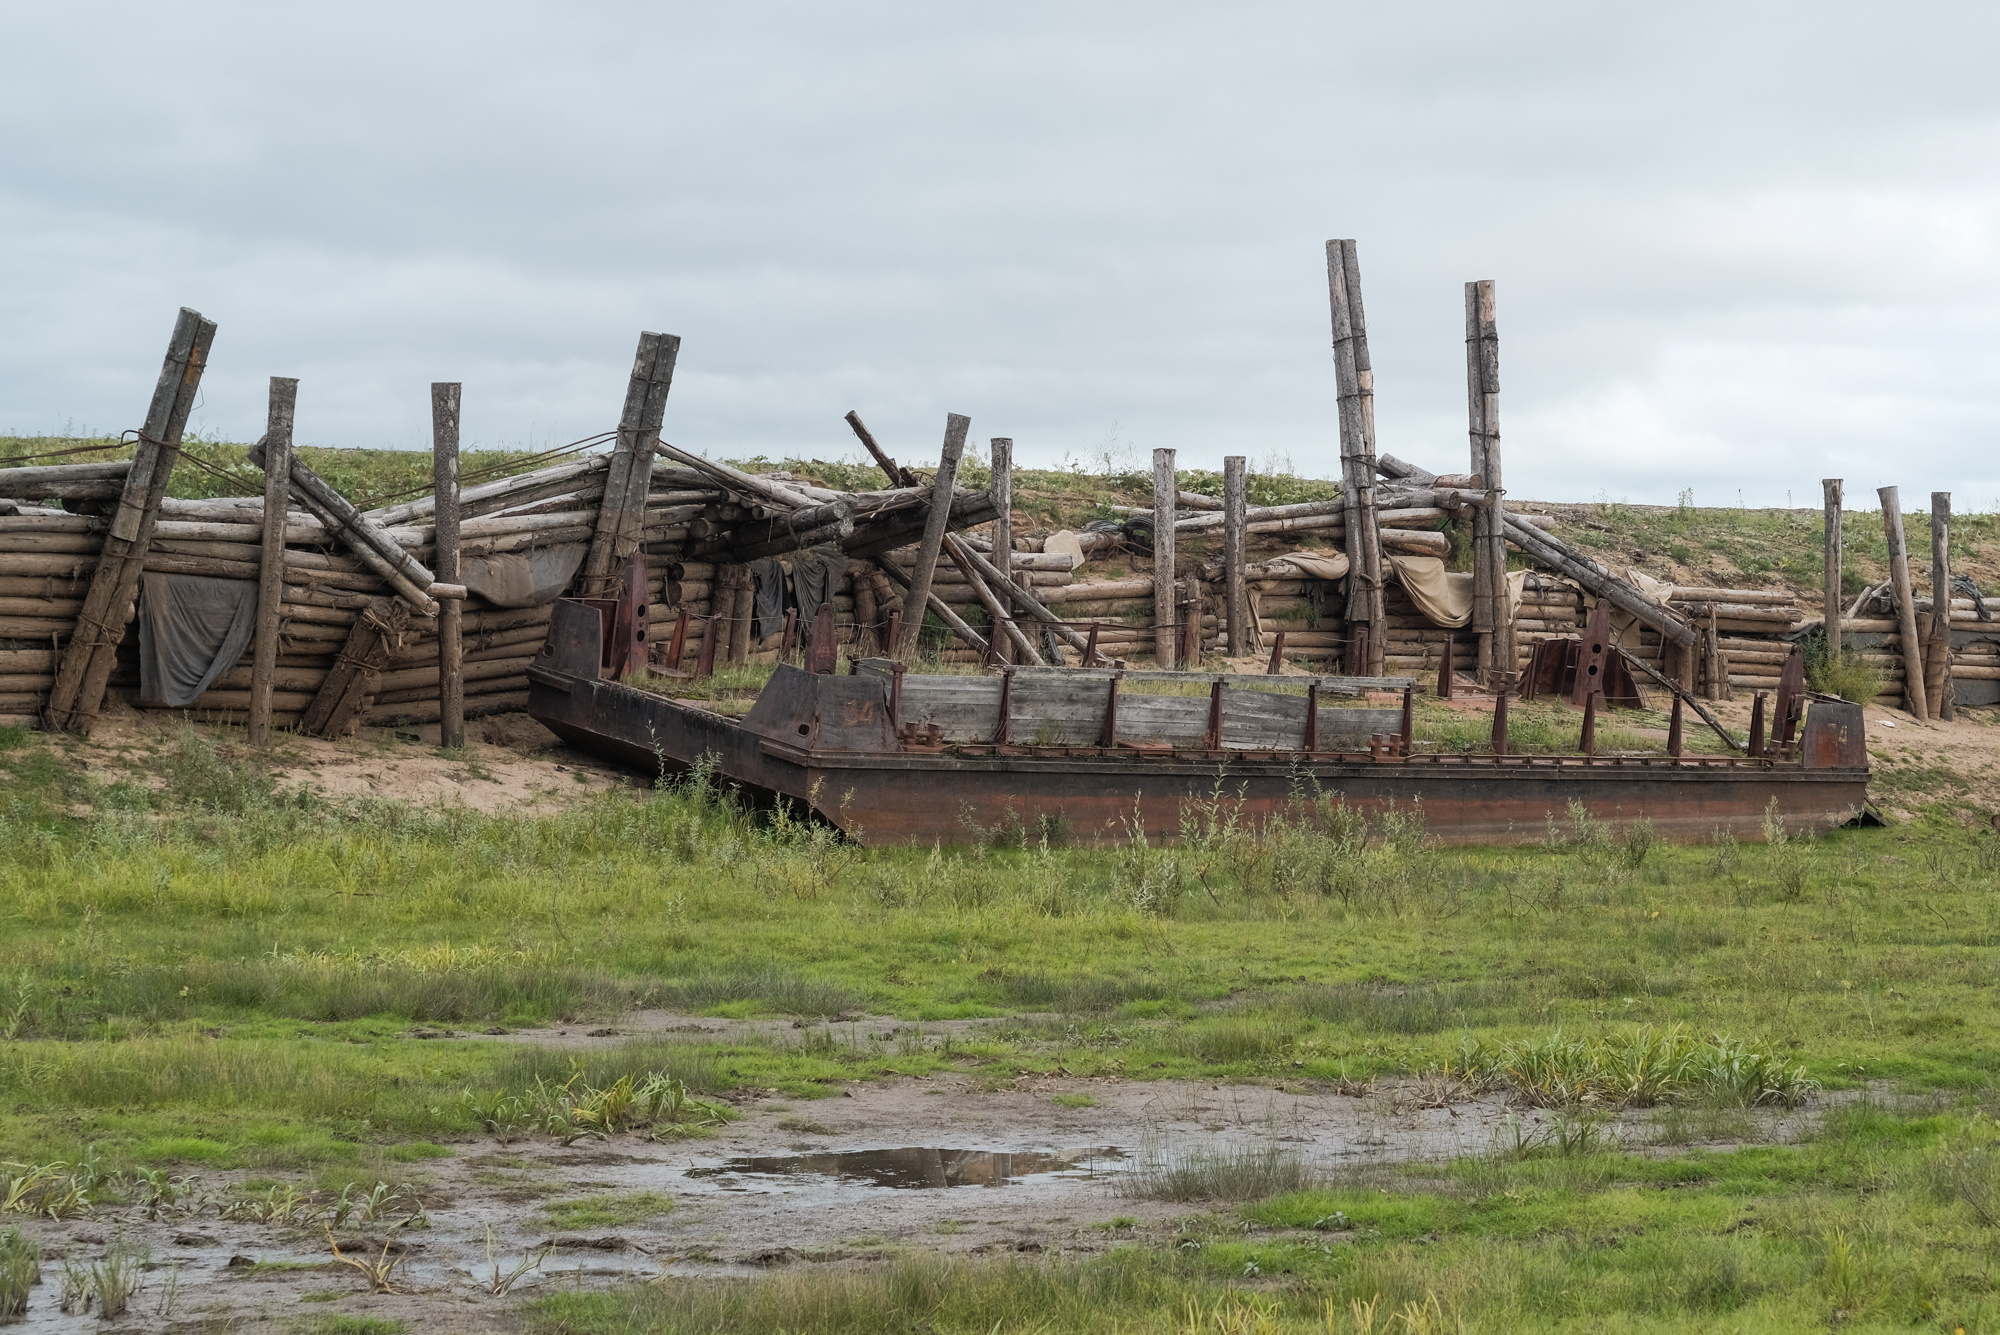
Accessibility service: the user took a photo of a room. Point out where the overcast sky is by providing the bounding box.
[3,2,1996,506]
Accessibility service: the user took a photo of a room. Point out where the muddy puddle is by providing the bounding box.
[687,1145,1129,1193]
[2,1073,1836,1332]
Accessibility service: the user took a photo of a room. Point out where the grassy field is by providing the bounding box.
[0,711,1997,1329]
[7,435,2000,1329]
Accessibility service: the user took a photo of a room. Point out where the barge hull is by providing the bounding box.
[529,668,1869,848]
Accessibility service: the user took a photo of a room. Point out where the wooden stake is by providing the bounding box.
[433,382,465,750]
[895,414,970,660]
[1223,455,1248,656]
[48,307,216,733]
[1879,486,1929,719]
[844,411,915,488]
[301,597,412,737]
[1928,490,1954,720]
[879,549,990,660]
[1153,447,1177,668]
[945,534,1042,665]
[1328,239,1384,673]
[248,376,297,747]
[1822,479,1843,658]
[581,331,678,598]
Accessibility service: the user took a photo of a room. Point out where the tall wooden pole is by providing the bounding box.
[580,332,677,598]
[989,438,1012,664]
[1153,447,1177,668]
[1223,455,1248,656]
[1328,240,1384,674]
[48,307,217,734]
[1928,491,1954,721]
[433,382,465,749]
[1879,486,1928,719]
[247,377,297,746]
[1465,280,1512,681]
[894,414,969,661]
[1822,479,1843,658]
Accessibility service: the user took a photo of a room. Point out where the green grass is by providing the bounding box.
[541,1191,675,1230]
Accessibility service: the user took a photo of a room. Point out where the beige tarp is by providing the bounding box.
[1262,551,1350,580]
[462,542,588,609]
[1606,568,1678,645]
[1042,530,1086,570]
[1386,554,1526,629]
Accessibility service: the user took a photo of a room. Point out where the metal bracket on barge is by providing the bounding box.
[527,598,1873,848]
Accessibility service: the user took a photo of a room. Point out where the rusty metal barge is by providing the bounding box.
[528,598,1871,848]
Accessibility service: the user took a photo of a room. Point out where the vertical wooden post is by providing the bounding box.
[1822,479,1843,658]
[1328,240,1384,674]
[580,331,678,598]
[1666,694,1684,758]
[1879,486,1929,719]
[854,566,879,657]
[1465,280,1500,678]
[1223,455,1248,656]
[1928,491,1954,720]
[989,437,1013,584]
[727,567,755,664]
[989,439,1013,665]
[1152,447,1177,668]
[894,413,969,661]
[48,307,217,734]
[247,376,297,747]
[432,382,465,750]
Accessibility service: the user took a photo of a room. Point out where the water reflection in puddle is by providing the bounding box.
[687,1147,1127,1191]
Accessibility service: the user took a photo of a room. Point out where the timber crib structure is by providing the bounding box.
[0,244,1962,745]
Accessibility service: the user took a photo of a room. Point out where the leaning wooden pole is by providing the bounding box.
[1879,486,1928,719]
[247,376,297,747]
[433,382,466,750]
[1153,447,1177,668]
[581,331,678,598]
[1822,479,1843,658]
[1328,239,1384,674]
[894,414,969,661]
[1223,455,1248,656]
[1928,491,1954,721]
[48,306,217,734]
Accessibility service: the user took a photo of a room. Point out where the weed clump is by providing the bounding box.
[1119,1145,1314,1202]
[0,1226,38,1319]
[1482,1024,1817,1109]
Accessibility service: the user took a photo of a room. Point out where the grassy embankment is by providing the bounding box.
[0,715,1998,1328]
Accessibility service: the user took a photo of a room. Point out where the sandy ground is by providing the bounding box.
[8,1065,1836,1334]
[64,709,638,815]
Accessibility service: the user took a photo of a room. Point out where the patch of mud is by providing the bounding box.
[3,1074,1838,1331]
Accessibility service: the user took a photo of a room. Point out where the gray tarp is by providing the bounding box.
[749,556,787,639]
[460,542,588,610]
[792,545,845,636]
[138,572,258,707]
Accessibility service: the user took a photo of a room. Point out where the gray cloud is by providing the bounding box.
[2,1,1996,505]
